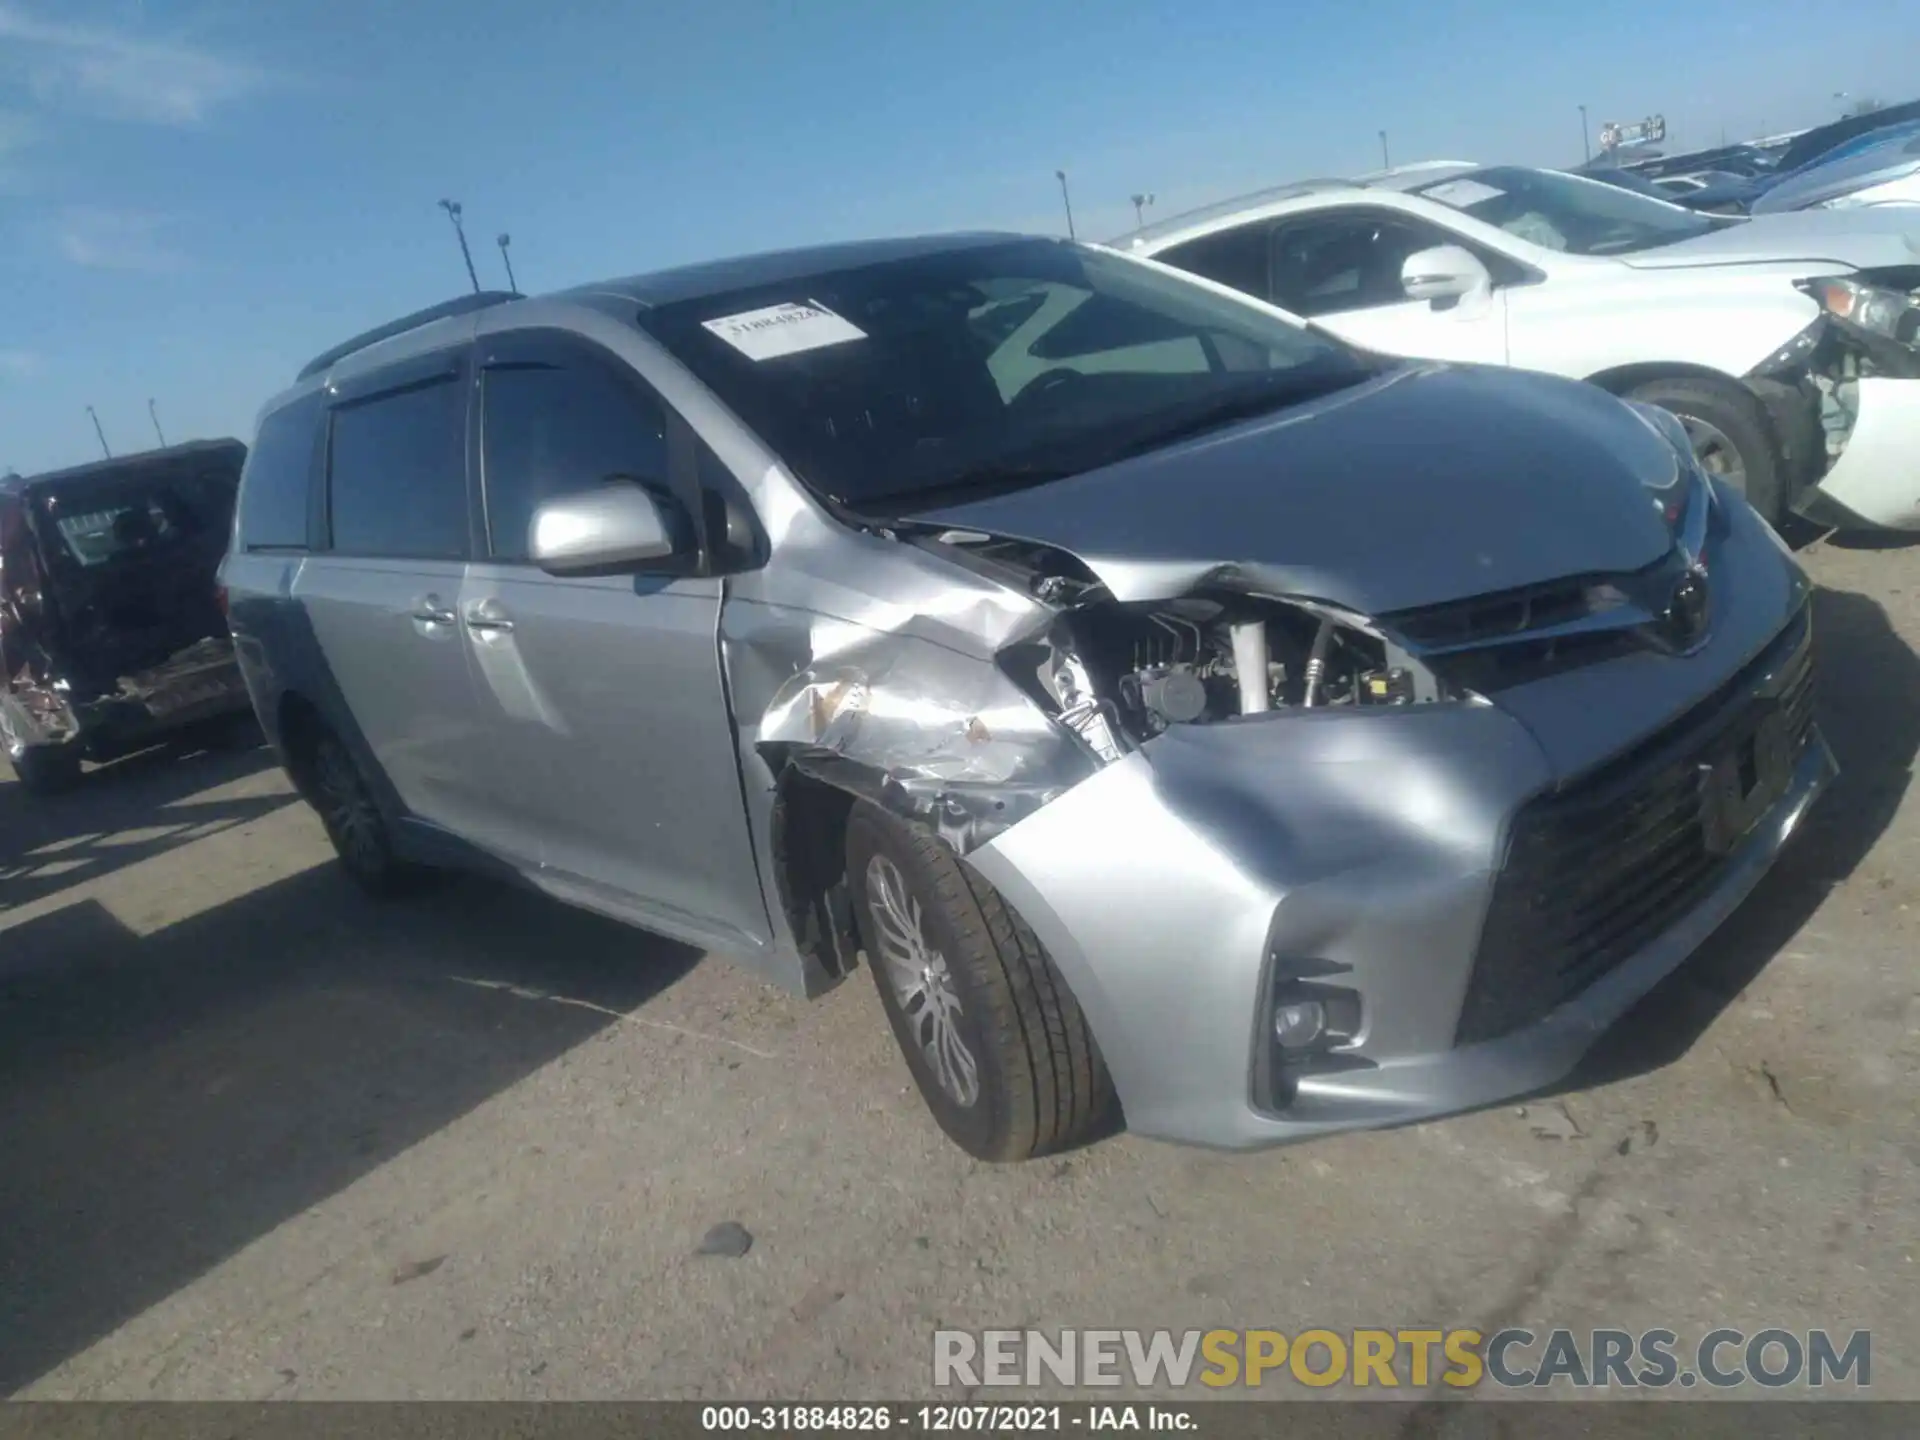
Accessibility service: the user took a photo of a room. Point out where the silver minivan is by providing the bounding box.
[224,233,1829,1161]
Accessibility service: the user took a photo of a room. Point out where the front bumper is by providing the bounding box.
[966,487,1830,1149]
[1804,375,1920,531]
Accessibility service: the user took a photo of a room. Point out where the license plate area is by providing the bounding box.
[1698,702,1794,856]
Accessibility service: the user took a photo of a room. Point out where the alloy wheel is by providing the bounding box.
[865,853,980,1108]
[313,739,384,875]
[1678,413,1748,491]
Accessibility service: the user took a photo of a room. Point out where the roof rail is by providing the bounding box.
[296,290,523,382]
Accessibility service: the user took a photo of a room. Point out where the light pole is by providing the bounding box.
[85,405,111,459]
[497,233,518,292]
[147,399,166,447]
[1378,131,1390,168]
[1055,169,1076,240]
[1578,105,1591,163]
[1130,192,1154,227]
[438,198,481,294]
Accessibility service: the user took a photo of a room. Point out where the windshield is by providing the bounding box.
[636,237,1374,510]
[1412,166,1725,256]
[30,471,235,572]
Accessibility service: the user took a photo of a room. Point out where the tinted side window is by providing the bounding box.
[1269,211,1527,315]
[238,399,321,550]
[327,379,469,560]
[480,358,669,563]
[1267,214,1461,315]
[1156,224,1274,302]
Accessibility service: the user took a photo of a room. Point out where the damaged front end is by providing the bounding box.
[730,441,1719,997]
[1750,265,1920,529]
[729,441,1827,1147]
[735,520,1477,995]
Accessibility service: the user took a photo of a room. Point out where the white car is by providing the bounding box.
[1119,161,1920,530]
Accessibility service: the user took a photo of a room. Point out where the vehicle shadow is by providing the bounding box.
[0,866,703,1396]
[1820,528,1920,552]
[1784,517,1920,553]
[0,719,293,913]
[1561,582,1920,1091]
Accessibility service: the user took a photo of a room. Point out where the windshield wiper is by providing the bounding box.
[858,459,1077,515]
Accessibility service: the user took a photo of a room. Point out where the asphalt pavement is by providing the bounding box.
[2,532,1917,1402]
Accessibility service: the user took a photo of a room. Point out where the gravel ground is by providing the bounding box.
[2,532,1916,1404]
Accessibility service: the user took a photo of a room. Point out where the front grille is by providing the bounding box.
[1454,608,1815,1047]
[1381,548,1697,693]
[1386,573,1603,650]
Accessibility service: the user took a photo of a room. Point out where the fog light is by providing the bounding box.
[1274,1001,1326,1049]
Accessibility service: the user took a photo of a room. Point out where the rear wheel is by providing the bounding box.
[846,802,1116,1162]
[1627,376,1783,524]
[307,728,418,897]
[1,705,80,796]
[8,743,81,796]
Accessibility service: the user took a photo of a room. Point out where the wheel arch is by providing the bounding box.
[767,756,864,991]
[1584,362,1798,521]
[1582,359,1747,394]
[274,689,328,799]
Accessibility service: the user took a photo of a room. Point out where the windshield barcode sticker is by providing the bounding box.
[702,301,867,361]
[1421,178,1505,208]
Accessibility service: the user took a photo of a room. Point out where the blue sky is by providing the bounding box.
[0,0,1912,474]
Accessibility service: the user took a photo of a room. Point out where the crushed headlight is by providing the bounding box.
[1797,275,1920,349]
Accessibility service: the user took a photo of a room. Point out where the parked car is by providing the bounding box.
[1749,124,1920,214]
[224,236,1831,1159]
[1578,166,1688,203]
[1681,108,1920,215]
[1775,101,1920,177]
[1124,162,1920,531]
[1,439,252,794]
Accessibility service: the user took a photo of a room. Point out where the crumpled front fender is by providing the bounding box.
[964,702,1554,1147]
[736,604,1097,853]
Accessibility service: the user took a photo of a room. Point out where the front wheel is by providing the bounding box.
[8,743,81,796]
[307,729,421,897]
[1627,376,1784,524]
[846,802,1116,1162]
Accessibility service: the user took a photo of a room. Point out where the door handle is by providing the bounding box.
[464,599,514,635]
[411,594,457,626]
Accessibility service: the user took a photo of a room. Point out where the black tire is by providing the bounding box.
[846,802,1116,1162]
[305,727,420,897]
[1627,376,1784,524]
[9,744,81,796]
[198,709,265,752]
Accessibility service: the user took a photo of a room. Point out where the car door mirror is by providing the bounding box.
[1400,245,1493,304]
[529,481,686,577]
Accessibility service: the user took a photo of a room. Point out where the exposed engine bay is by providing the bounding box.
[922,530,1445,762]
[1783,267,1920,466]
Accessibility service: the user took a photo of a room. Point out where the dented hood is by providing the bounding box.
[907,364,1678,615]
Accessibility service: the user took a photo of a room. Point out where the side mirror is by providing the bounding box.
[529,482,685,577]
[1400,245,1493,304]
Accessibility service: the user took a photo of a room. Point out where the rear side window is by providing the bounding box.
[1267,213,1453,315]
[32,467,238,571]
[239,400,322,550]
[1157,224,1274,301]
[327,379,469,560]
[479,359,669,562]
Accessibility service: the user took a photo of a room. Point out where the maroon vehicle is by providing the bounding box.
[0,440,251,795]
